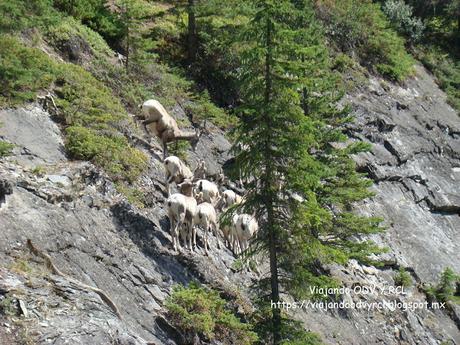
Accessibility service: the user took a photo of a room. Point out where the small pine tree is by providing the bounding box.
[115,0,155,72]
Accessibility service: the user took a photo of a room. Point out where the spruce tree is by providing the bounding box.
[115,0,155,72]
[232,0,383,343]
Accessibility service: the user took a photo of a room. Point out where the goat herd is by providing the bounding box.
[163,155,258,256]
[139,99,258,256]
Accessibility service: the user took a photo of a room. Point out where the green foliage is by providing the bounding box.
[66,126,147,183]
[46,16,114,58]
[414,46,460,112]
[185,90,237,129]
[114,0,157,72]
[0,295,17,316]
[382,0,425,42]
[0,35,147,183]
[251,302,323,345]
[394,267,412,287]
[315,0,415,81]
[52,0,123,42]
[165,283,258,344]
[232,0,383,341]
[167,140,190,161]
[115,182,146,208]
[425,267,460,303]
[31,166,46,177]
[0,0,59,33]
[0,35,58,106]
[0,140,14,157]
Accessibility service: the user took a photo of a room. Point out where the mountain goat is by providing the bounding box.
[220,213,239,252]
[165,180,197,251]
[164,156,193,195]
[194,200,220,254]
[219,189,243,211]
[234,214,258,255]
[195,179,220,205]
[141,99,201,159]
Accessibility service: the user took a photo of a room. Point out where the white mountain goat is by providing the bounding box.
[219,189,243,211]
[194,200,220,254]
[193,159,207,180]
[165,180,197,251]
[220,213,239,252]
[141,99,201,159]
[164,156,193,195]
[234,214,258,255]
[195,179,220,205]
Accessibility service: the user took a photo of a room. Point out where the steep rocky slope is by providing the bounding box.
[0,64,459,345]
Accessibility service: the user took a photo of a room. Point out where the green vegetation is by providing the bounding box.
[0,0,59,33]
[30,166,46,177]
[0,123,14,157]
[9,259,33,276]
[315,0,415,81]
[0,35,147,183]
[0,295,17,316]
[251,303,324,345]
[0,35,58,106]
[46,16,114,58]
[394,267,412,287]
[66,127,147,183]
[425,267,460,304]
[165,283,258,345]
[381,0,459,112]
[185,90,237,129]
[114,182,146,208]
[230,1,383,342]
[0,141,14,157]
[415,47,460,111]
[382,0,425,43]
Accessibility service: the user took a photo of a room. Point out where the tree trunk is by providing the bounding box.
[301,55,309,116]
[125,25,130,72]
[264,14,281,345]
[187,0,197,65]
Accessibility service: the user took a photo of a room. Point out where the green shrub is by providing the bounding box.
[185,90,237,129]
[0,141,14,157]
[31,166,46,176]
[114,182,146,208]
[46,17,114,58]
[251,302,323,345]
[425,267,460,303]
[382,0,425,43]
[53,63,127,127]
[315,0,415,81]
[167,140,190,162]
[0,35,58,106]
[415,46,460,112]
[0,296,17,316]
[394,267,412,287]
[0,35,147,183]
[52,0,123,43]
[66,126,147,183]
[166,283,258,344]
[0,0,59,33]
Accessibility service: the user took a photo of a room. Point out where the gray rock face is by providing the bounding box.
[0,64,459,345]
[291,65,460,345]
[0,104,248,345]
[0,106,66,167]
[350,65,460,282]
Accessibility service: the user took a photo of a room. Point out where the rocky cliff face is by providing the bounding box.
[0,64,459,345]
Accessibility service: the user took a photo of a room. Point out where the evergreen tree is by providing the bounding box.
[232,0,383,343]
[115,0,155,72]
